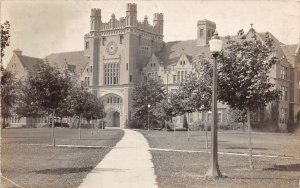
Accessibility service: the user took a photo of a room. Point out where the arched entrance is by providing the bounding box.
[102,93,123,128]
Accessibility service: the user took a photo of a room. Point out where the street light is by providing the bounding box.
[147,104,151,131]
[206,31,223,178]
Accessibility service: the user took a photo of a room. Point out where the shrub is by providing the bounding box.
[190,120,211,131]
[127,119,143,129]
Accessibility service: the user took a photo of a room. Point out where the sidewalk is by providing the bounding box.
[78,129,158,188]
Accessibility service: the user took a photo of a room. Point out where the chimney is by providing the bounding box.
[13,49,22,56]
[197,20,216,46]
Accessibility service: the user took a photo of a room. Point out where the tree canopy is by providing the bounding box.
[132,79,166,127]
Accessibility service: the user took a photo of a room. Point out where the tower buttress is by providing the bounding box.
[126,3,137,27]
[153,13,164,35]
[90,8,101,31]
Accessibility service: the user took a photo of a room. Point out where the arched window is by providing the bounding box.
[199,29,204,37]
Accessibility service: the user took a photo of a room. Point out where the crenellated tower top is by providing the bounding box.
[126,3,137,12]
[88,3,163,37]
[91,8,101,17]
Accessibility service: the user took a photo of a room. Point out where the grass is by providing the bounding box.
[140,130,300,188]
[1,128,124,188]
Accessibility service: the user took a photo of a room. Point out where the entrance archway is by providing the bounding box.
[101,93,123,128]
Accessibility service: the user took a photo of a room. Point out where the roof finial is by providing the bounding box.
[250,23,254,29]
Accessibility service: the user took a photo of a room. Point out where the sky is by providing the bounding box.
[1,0,299,67]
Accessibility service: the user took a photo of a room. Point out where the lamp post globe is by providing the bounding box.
[206,31,223,178]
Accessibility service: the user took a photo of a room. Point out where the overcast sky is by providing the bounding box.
[1,0,299,67]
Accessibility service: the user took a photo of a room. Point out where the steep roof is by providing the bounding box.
[45,51,89,76]
[257,32,285,59]
[281,44,297,66]
[156,40,211,67]
[157,31,286,68]
[17,55,44,71]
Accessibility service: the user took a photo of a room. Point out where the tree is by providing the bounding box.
[26,63,72,147]
[132,79,166,129]
[69,87,104,139]
[1,21,10,69]
[1,69,16,128]
[170,72,211,138]
[151,98,175,130]
[14,79,46,125]
[82,93,105,124]
[217,30,280,169]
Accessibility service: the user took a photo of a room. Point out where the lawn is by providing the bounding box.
[140,130,300,188]
[1,128,124,188]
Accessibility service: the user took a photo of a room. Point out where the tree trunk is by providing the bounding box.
[205,121,208,149]
[247,109,254,170]
[3,117,6,128]
[90,115,93,135]
[187,113,190,141]
[52,110,56,149]
[79,114,82,140]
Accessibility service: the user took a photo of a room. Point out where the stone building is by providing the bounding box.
[5,3,300,131]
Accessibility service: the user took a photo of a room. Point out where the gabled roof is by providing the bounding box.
[156,30,286,68]
[155,40,211,67]
[281,44,297,66]
[257,32,285,59]
[66,63,76,72]
[45,51,89,76]
[17,55,44,71]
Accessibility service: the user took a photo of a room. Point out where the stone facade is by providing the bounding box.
[81,3,164,128]
[81,3,300,131]
[5,3,300,131]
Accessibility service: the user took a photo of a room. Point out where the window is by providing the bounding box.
[189,113,194,123]
[280,66,288,79]
[207,30,211,38]
[173,75,176,83]
[102,37,106,46]
[85,41,89,49]
[139,35,141,45]
[120,35,124,44]
[84,77,90,87]
[199,29,204,37]
[179,115,183,123]
[90,66,92,73]
[104,63,120,85]
[280,108,288,124]
[126,63,128,70]
[218,113,222,122]
[130,75,132,82]
[280,86,288,101]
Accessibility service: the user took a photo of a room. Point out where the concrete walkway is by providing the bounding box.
[78,129,158,188]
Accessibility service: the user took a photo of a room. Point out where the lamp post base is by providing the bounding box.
[205,164,222,178]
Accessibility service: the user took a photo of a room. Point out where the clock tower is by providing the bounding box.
[83,3,164,128]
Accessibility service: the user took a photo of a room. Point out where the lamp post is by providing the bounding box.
[147,104,151,131]
[206,31,223,178]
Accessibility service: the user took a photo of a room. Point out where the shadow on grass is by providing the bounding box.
[35,167,93,175]
[226,147,268,150]
[263,163,300,172]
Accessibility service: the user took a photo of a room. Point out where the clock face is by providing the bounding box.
[106,41,118,55]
